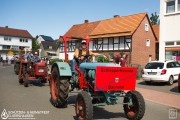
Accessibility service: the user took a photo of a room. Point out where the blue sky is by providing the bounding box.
[0,0,160,39]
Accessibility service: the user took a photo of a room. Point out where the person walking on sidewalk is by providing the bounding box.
[0,55,3,66]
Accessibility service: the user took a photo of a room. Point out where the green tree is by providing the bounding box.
[150,12,160,25]
[32,37,40,49]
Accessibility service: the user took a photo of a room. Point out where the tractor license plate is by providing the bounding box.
[38,69,44,72]
[95,66,137,91]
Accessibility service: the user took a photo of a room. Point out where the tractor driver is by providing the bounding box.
[25,49,33,61]
[31,52,41,63]
[71,40,107,73]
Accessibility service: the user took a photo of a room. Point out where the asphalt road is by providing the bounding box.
[0,66,180,120]
[136,78,179,95]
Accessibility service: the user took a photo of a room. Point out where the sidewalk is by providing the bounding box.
[136,87,180,109]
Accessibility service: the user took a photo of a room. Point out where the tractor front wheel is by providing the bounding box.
[19,76,23,84]
[75,91,93,120]
[24,73,29,87]
[123,90,145,120]
[50,67,69,108]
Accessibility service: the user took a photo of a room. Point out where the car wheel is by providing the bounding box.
[178,86,180,93]
[167,76,174,85]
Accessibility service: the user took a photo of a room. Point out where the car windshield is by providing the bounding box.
[145,62,164,69]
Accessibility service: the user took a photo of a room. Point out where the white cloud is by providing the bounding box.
[145,8,149,11]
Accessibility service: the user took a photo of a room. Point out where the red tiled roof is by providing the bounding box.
[64,21,101,38]
[0,27,33,38]
[62,12,155,39]
[89,13,147,38]
[152,25,159,41]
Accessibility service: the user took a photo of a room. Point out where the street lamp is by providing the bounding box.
[38,49,42,58]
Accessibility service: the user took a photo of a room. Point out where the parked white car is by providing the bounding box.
[142,60,180,85]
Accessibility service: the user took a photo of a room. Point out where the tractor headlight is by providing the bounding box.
[38,69,44,72]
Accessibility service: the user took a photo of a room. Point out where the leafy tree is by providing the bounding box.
[32,37,40,49]
[150,12,160,25]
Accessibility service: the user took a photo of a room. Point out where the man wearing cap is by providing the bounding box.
[31,52,41,63]
[25,49,33,61]
[71,40,107,73]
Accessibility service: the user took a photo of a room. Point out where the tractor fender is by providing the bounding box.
[51,62,72,77]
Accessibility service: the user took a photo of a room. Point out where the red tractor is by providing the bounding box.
[50,36,145,120]
[18,47,50,87]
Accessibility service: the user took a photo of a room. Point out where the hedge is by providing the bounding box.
[96,53,110,63]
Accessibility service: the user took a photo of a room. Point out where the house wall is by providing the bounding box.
[132,16,156,68]
[59,52,74,60]
[37,36,44,44]
[40,44,45,57]
[0,35,32,50]
[159,0,180,61]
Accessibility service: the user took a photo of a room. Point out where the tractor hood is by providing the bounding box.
[79,63,119,71]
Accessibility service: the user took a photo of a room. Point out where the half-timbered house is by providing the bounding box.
[58,12,157,68]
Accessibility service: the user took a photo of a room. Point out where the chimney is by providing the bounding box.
[113,15,120,18]
[5,26,8,28]
[84,20,88,23]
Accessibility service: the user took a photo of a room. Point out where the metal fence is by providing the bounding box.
[130,64,142,80]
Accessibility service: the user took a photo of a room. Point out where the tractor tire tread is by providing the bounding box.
[123,90,145,120]
[75,91,93,120]
[50,67,69,108]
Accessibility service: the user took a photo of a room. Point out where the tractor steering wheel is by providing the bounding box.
[83,55,93,63]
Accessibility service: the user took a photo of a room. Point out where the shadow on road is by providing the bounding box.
[138,81,170,86]
[170,86,179,93]
[73,106,126,120]
[28,81,48,87]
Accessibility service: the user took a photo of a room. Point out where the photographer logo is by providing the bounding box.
[169,109,177,119]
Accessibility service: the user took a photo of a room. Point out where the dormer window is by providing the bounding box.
[48,46,52,49]
[145,24,148,31]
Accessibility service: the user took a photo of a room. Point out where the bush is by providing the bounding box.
[96,53,110,63]
[50,58,63,65]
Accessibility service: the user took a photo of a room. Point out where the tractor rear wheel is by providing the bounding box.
[123,90,145,120]
[75,91,93,120]
[14,63,19,75]
[50,67,69,108]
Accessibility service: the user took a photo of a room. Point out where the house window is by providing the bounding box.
[166,0,175,13]
[2,45,10,49]
[4,36,11,41]
[146,39,150,46]
[19,38,28,42]
[178,0,180,11]
[108,38,113,45]
[166,42,174,46]
[120,37,124,44]
[145,24,148,31]
[177,41,180,45]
